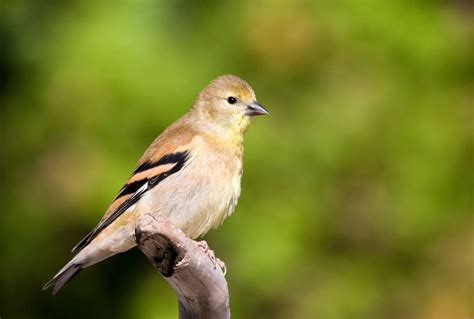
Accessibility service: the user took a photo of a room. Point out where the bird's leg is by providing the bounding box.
[196,240,227,275]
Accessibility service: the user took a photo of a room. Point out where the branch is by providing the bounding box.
[135,214,230,319]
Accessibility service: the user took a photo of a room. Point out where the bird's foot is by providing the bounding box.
[196,240,227,275]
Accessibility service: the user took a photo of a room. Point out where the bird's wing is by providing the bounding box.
[71,114,198,254]
[71,150,190,254]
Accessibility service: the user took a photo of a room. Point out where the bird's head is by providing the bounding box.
[193,75,268,138]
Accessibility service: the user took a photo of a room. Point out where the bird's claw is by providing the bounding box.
[196,240,227,275]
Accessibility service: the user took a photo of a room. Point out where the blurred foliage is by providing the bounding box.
[0,1,472,318]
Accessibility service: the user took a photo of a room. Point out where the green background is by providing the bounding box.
[1,1,472,318]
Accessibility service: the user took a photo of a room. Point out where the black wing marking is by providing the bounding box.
[133,152,190,174]
[71,182,148,254]
[71,151,189,254]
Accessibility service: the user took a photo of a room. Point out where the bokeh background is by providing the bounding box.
[0,1,472,318]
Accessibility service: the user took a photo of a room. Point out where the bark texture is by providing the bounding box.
[135,214,230,319]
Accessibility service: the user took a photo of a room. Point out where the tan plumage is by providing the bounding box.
[43,74,268,294]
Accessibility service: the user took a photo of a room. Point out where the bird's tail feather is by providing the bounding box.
[43,262,82,295]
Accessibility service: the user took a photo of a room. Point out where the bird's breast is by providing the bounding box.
[138,143,243,239]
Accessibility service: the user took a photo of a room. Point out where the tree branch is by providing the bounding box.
[135,214,230,319]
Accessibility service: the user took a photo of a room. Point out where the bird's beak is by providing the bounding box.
[246,102,269,116]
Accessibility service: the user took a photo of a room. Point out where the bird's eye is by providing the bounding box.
[227,96,237,104]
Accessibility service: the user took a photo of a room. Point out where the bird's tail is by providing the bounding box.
[43,220,135,295]
[42,262,82,295]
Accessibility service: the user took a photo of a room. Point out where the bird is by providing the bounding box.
[43,74,269,295]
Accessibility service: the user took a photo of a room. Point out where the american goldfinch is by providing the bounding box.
[43,74,268,294]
